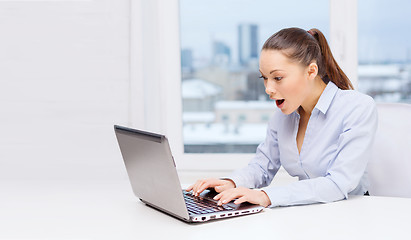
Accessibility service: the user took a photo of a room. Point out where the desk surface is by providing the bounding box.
[1,181,410,240]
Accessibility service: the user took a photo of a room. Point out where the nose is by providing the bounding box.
[265,80,277,96]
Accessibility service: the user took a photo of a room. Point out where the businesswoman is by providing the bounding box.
[186,27,378,208]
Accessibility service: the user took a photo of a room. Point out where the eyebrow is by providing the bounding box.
[259,69,284,75]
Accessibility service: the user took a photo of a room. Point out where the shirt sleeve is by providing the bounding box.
[224,112,281,189]
[263,96,378,207]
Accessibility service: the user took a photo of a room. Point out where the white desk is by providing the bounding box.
[1,180,410,240]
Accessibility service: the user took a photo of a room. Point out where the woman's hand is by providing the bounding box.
[185,178,235,196]
[213,187,271,208]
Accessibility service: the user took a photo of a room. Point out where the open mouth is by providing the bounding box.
[276,99,285,108]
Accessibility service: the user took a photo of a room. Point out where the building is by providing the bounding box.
[358,64,410,102]
[212,41,231,66]
[238,23,259,66]
[183,100,274,153]
[181,48,193,73]
[181,78,222,112]
[214,100,275,125]
[243,71,268,101]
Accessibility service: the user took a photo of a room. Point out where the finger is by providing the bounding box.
[197,179,220,193]
[213,192,222,201]
[186,184,194,191]
[234,196,247,205]
[213,187,237,201]
[215,182,230,193]
[214,183,228,193]
[196,179,213,196]
[192,180,203,196]
[196,180,213,194]
[218,190,245,205]
[194,179,210,196]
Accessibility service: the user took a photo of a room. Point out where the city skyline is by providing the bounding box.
[179,0,329,67]
[180,0,411,65]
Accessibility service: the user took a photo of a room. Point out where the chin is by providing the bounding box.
[281,109,294,115]
[280,106,297,115]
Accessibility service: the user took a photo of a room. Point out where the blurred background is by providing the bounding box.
[180,0,411,153]
[0,0,410,186]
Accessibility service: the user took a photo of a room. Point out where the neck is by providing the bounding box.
[299,77,327,117]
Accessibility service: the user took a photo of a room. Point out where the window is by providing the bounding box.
[179,0,330,153]
[358,0,411,102]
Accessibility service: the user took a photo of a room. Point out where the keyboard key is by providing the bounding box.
[184,191,231,214]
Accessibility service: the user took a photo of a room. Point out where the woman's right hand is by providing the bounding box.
[185,178,236,196]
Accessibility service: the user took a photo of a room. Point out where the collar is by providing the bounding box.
[314,81,339,115]
[291,81,339,117]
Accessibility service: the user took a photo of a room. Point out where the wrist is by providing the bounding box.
[222,178,236,188]
[260,190,271,207]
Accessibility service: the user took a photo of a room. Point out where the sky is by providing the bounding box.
[179,0,411,65]
[358,0,411,63]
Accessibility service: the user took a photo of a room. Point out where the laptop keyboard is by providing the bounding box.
[183,191,234,215]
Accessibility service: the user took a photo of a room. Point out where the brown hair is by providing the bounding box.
[262,27,354,90]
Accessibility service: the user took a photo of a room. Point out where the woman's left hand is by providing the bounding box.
[213,187,271,208]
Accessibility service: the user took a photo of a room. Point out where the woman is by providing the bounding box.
[186,27,378,208]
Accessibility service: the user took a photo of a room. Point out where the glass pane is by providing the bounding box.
[358,0,411,102]
[179,0,330,153]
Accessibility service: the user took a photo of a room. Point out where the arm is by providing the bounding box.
[187,113,282,198]
[226,113,282,189]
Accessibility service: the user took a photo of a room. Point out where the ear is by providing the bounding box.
[307,62,318,81]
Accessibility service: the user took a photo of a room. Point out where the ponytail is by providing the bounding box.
[307,28,354,90]
[262,27,354,90]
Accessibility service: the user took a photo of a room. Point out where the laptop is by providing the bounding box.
[114,125,264,223]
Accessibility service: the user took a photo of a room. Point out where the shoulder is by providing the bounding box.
[332,89,377,125]
[334,89,376,112]
[337,88,374,105]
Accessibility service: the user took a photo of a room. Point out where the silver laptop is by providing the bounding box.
[114,125,264,223]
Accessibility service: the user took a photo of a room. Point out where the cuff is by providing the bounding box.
[261,185,291,208]
[221,174,253,189]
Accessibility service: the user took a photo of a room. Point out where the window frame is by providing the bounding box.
[130,0,358,171]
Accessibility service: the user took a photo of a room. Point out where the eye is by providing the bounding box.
[274,77,283,81]
[259,75,267,80]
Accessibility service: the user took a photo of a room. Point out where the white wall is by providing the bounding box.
[330,0,358,88]
[0,1,130,183]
